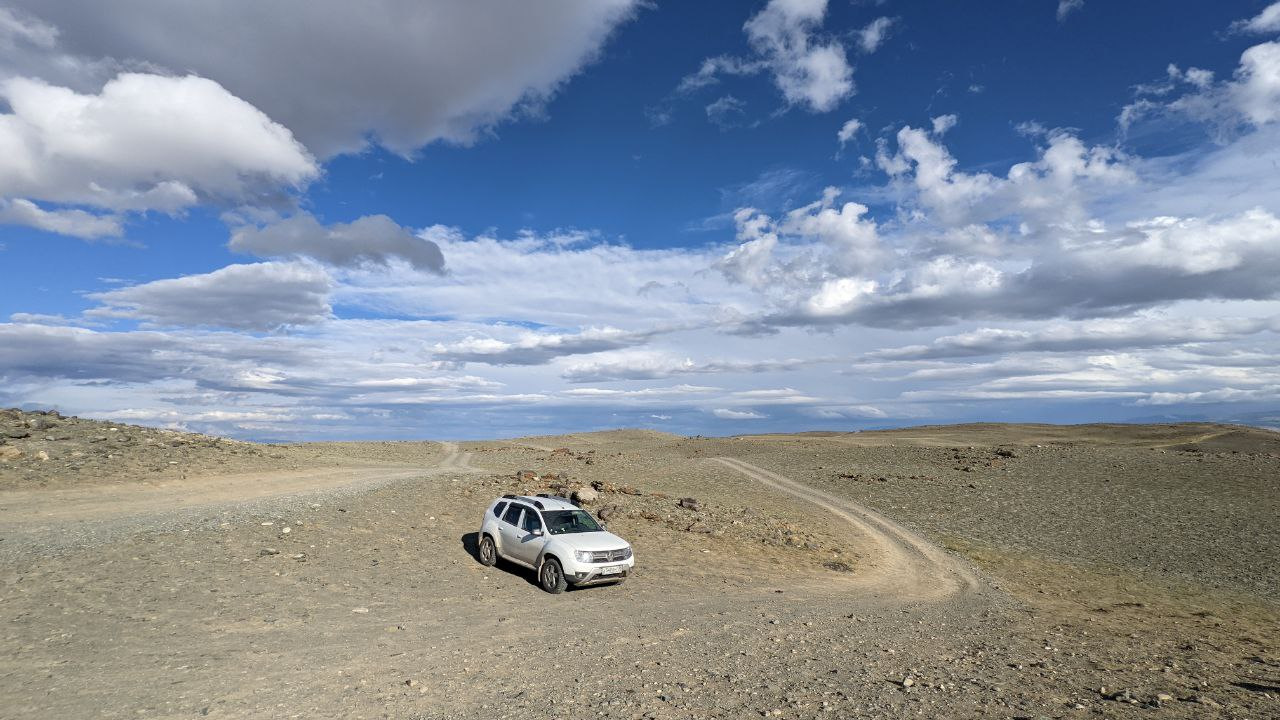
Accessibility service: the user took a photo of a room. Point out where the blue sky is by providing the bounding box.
[2,0,1279,440]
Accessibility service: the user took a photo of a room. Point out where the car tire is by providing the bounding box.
[538,557,568,594]
[478,535,497,567]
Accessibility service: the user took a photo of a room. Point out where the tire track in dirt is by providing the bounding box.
[712,456,982,601]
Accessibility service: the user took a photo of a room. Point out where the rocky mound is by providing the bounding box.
[0,408,278,489]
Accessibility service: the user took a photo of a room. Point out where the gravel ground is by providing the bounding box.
[1,418,1277,719]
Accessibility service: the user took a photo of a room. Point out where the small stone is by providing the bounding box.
[677,497,701,511]
[35,450,49,461]
[281,527,292,534]
[901,677,915,688]
[258,548,280,556]
[352,607,370,614]
[0,447,22,461]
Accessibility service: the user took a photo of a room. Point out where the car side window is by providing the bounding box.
[492,501,508,518]
[521,509,542,534]
[502,504,523,526]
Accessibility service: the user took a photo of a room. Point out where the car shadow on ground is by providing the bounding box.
[459,532,542,589]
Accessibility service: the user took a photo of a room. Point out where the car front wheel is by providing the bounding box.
[478,535,497,567]
[538,557,568,594]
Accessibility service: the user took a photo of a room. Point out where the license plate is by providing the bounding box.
[598,565,622,575]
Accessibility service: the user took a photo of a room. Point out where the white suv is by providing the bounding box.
[476,494,634,593]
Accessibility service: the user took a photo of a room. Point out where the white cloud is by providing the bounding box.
[1056,0,1084,22]
[679,0,853,115]
[866,316,1280,360]
[0,73,317,236]
[433,326,661,365]
[1232,2,1280,34]
[87,262,333,331]
[0,198,121,239]
[706,95,748,129]
[856,17,896,54]
[1121,41,1280,134]
[745,0,853,112]
[712,407,765,420]
[836,118,863,147]
[561,350,819,382]
[9,0,641,157]
[230,213,445,272]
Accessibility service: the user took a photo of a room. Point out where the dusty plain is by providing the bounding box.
[1,409,1277,719]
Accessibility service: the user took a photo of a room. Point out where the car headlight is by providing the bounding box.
[574,550,593,563]
[620,547,633,560]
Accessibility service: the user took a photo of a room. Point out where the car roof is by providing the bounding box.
[496,494,578,512]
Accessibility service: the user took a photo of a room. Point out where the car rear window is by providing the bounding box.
[492,501,508,518]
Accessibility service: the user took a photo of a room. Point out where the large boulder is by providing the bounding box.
[572,486,599,506]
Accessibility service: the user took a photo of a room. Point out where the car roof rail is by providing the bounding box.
[536,493,572,504]
[501,494,517,499]
[531,499,544,510]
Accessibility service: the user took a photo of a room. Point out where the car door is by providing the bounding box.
[510,506,547,566]
[498,503,527,563]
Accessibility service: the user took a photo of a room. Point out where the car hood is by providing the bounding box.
[552,531,630,551]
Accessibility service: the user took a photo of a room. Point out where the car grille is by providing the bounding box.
[589,548,632,563]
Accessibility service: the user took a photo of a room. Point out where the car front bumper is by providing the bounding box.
[565,556,635,585]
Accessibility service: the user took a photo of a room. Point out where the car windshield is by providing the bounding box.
[542,509,603,535]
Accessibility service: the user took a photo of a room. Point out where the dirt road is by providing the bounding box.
[711,456,981,600]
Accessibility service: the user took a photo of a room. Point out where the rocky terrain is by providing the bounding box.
[1,412,1276,719]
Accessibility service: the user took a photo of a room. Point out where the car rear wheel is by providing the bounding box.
[478,535,497,567]
[539,557,567,594]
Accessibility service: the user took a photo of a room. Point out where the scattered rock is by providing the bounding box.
[351,607,370,614]
[572,486,599,505]
[994,448,1017,458]
[598,506,617,522]
[26,417,57,431]
[677,497,701,511]
[516,469,539,482]
[4,429,30,439]
[258,548,280,557]
[823,561,853,572]
[0,447,22,461]
[901,676,915,688]
[35,450,49,462]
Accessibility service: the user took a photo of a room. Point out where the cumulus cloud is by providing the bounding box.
[87,262,333,331]
[836,118,863,147]
[1120,40,1280,134]
[856,17,896,54]
[9,0,640,157]
[678,0,852,114]
[744,0,854,111]
[0,73,317,237]
[1232,2,1280,34]
[229,213,445,272]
